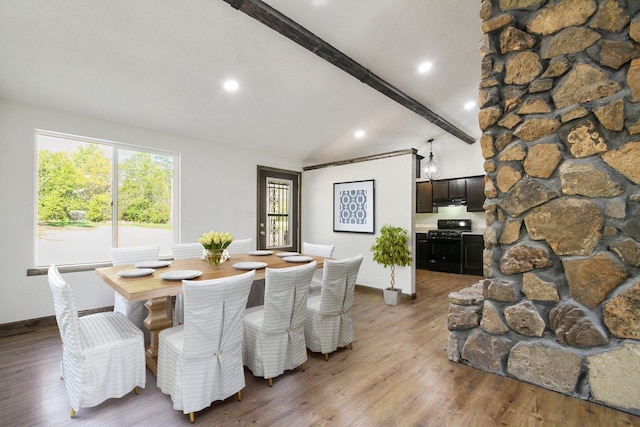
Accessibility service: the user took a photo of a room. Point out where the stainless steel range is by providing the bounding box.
[425,219,472,274]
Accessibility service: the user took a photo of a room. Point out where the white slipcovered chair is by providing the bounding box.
[157,270,255,423]
[171,242,203,260]
[302,241,335,294]
[226,237,253,255]
[171,242,205,325]
[47,265,146,418]
[304,254,363,360]
[243,261,317,386]
[110,245,160,341]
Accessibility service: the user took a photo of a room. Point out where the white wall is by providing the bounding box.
[0,99,300,324]
[302,153,416,296]
[416,134,484,180]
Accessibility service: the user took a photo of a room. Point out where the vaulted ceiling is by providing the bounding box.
[0,0,483,165]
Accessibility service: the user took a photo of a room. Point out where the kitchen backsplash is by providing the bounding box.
[415,206,485,233]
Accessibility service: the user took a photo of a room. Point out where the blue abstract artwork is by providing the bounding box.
[333,180,375,233]
[339,189,368,224]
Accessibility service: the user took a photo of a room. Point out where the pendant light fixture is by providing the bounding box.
[423,138,440,181]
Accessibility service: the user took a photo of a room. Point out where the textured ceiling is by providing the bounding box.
[0,0,483,165]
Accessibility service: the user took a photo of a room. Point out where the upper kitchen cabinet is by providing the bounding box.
[449,179,466,199]
[416,181,433,213]
[432,178,466,203]
[466,176,485,212]
[417,175,485,213]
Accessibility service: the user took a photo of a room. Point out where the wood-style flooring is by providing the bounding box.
[1,270,639,426]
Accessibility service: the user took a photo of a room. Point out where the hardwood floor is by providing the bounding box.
[1,270,639,426]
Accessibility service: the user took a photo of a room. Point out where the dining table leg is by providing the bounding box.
[143,296,172,375]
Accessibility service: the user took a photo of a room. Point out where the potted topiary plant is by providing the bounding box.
[370,224,413,305]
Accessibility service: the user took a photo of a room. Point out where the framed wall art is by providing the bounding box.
[333,179,375,233]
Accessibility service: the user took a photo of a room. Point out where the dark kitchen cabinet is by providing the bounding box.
[416,181,434,213]
[466,176,485,212]
[449,178,466,199]
[463,234,484,276]
[416,233,429,269]
[432,178,466,202]
[417,175,485,212]
[432,180,449,201]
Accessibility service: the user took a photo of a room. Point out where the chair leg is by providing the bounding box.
[189,412,195,423]
[268,378,273,387]
[134,386,139,395]
[324,353,329,361]
[237,390,242,401]
[301,362,306,372]
[70,408,75,418]
[349,342,353,350]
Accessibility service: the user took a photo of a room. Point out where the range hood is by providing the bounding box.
[432,198,467,207]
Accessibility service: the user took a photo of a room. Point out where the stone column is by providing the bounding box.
[449,0,640,416]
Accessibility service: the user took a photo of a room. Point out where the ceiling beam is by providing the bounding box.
[223,0,476,145]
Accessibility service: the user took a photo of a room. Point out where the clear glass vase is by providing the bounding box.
[203,248,226,266]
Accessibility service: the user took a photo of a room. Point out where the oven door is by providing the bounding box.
[426,236,463,274]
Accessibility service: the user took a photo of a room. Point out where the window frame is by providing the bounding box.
[33,129,180,272]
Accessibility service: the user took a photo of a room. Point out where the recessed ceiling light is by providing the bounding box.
[223,79,239,92]
[354,130,366,139]
[417,61,432,74]
[464,101,476,110]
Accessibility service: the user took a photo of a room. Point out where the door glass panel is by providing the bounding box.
[265,178,292,249]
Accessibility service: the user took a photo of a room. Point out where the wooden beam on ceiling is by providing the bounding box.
[223,0,476,145]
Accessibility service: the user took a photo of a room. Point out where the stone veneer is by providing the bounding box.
[448,0,640,416]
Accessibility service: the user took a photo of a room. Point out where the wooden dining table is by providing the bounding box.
[95,252,324,374]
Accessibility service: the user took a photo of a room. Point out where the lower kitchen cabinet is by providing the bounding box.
[416,233,429,269]
[463,234,484,276]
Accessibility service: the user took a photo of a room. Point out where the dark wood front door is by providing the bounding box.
[256,166,300,251]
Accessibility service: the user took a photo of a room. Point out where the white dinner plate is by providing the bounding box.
[283,256,314,263]
[135,260,171,268]
[247,250,273,256]
[233,262,268,270]
[160,270,203,281]
[118,268,155,278]
[276,251,299,257]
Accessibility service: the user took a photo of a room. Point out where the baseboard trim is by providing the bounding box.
[0,306,113,337]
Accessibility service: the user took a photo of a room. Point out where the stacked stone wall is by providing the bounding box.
[449,0,640,415]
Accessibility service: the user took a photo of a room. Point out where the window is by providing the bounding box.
[36,131,179,266]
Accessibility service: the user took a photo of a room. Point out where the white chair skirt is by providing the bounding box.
[63,312,146,410]
[157,326,246,414]
[243,306,307,379]
[304,295,354,354]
